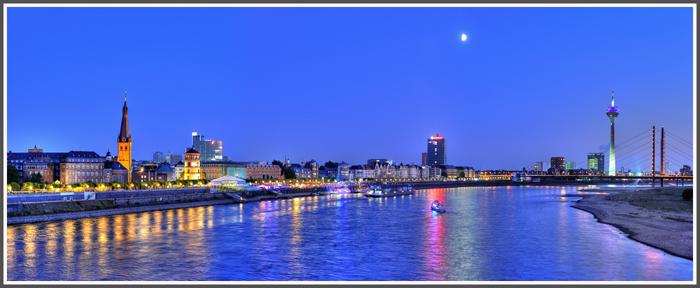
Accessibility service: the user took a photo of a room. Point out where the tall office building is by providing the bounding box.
[421,153,427,166]
[588,153,605,175]
[606,89,619,175]
[192,131,223,162]
[153,151,165,163]
[427,134,446,166]
[117,94,132,182]
[550,157,565,171]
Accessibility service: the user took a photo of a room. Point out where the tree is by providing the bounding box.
[272,160,284,168]
[7,165,20,183]
[324,161,339,169]
[682,188,693,201]
[459,171,466,178]
[441,171,448,178]
[284,169,297,179]
[28,172,44,183]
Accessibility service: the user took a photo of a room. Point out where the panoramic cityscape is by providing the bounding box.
[5,5,695,283]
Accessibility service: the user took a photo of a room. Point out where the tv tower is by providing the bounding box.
[606,89,619,176]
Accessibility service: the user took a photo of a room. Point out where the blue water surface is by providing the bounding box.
[6,186,694,281]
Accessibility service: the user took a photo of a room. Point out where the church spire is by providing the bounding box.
[118,92,132,142]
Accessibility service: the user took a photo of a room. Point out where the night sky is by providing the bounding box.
[6,6,695,171]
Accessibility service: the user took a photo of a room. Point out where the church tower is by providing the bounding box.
[118,93,132,182]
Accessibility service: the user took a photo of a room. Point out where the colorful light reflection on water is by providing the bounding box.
[6,186,693,281]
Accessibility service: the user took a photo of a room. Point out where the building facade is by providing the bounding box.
[565,162,576,171]
[421,153,428,166]
[153,151,165,163]
[550,157,565,171]
[245,163,281,179]
[587,153,605,175]
[183,148,201,180]
[427,134,446,166]
[192,131,223,162]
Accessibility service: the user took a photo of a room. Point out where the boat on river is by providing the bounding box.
[364,185,415,198]
[431,200,446,213]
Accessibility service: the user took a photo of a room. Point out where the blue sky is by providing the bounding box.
[7,6,695,171]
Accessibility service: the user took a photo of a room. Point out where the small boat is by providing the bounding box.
[364,185,415,198]
[327,186,351,194]
[431,201,446,213]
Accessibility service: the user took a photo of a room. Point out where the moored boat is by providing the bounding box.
[364,184,415,198]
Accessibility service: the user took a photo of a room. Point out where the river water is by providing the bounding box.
[5,186,694,281]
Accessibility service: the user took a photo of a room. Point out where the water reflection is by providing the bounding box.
[6,186,694,281]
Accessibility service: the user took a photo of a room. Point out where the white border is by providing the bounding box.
[3,3,697,285]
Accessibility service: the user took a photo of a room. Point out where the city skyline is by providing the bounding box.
[6,6,695,170]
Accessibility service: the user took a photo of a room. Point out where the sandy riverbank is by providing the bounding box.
[570,186,694,260]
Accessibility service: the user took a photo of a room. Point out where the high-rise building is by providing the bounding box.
[606,89,619,175]
[153,151,165,163]
[550,157,565,171]
[588,153,605,175]
[421,153,427,166]
[170,154,183,164]
[565,162,576,170]
[192,131,223,162]
[117,94,132,182]
[427,134,446,166]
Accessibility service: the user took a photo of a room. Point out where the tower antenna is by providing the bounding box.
[125,91,127,101]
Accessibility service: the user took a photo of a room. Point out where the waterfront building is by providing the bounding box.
[338,162,351,181]
[183,148,201,180]
[373,162,394,179]
[565,162,576,171]
[303,160,319,178]
[318,167,329,179]
[367,158,392,165]
[103,149,129,183]
[153,151,165,163]
[429,166,442,178]
[407,165,420,178]
[427,134,446,166]
[680,165,693,176]
[665,161,671,175]
[550,157,565,171]
[455,166,476,178]
[7,148,112,184]
[350,165,363,179]
[587,153,605,175]
[117,96,133,182]
[192,131,223,162]
[201,161,249,180]
[245,163,281,179]
[133,162,174,182]
[420,166,430,178]
[288,164,313,179]
[394,164,409,178]
[173,161,185,180]
[421,153,427,166]
[437,165,457,178]
[606,90,619,175]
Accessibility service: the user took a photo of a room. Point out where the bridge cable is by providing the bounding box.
[614,128,653,147]
[667,134,694,149]
[665,144,693,160]
[666,131,693,146]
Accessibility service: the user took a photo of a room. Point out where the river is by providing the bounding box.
[5,185,693,281]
